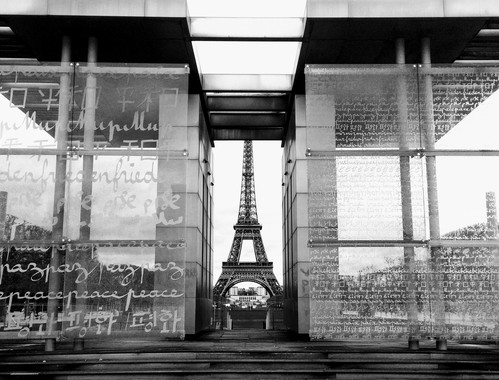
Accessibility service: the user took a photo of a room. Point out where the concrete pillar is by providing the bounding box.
[80,36,97,239]
[266,306,273,330]
[283,95,311,335]
[421,37,441,240]
[421,38,447,350]
[73,36,97,351]
[395,39,419,350]
[45,36,71,352]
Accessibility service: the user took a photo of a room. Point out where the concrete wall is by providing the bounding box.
[184,95,214,335]
[3,0,499,18]
[0,0,186,17]
[307,0,499,18]
[282,95,310,335]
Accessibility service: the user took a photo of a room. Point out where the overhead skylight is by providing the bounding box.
[189,18,305,39]
[187,0,306,18]
[193,41,301,75]
[192,41,301,91]
[187,0,306,38]
[201,74,295,91]
[187,0,306,92]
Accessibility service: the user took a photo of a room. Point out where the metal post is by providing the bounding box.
[0,192,7,328]
[396,39,419,350]
[421,38,440,239]
[81,36,97,239]
[0,192,6,241]
[421,38,447,351]
[221,303,224,330]
[73,36,97,351]
[45,36,71,352]
[395,38,406,68]
[212,303,216,329]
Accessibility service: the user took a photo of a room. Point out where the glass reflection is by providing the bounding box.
[0,155,56,239]
[423,67,499,150]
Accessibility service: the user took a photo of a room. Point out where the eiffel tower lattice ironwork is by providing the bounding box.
[213,140,282,298]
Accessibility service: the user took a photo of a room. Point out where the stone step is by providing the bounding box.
[4,368,499,379]
[2,355,498,376]
[327,352,499,361]
[2,330,498,379]
[2,350,497,362]
[1,358,496,365]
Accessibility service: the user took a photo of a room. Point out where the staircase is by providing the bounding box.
[1,330,499,379]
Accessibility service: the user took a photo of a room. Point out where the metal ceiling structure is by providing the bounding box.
[457,19,499,62]
[1,1,499,144]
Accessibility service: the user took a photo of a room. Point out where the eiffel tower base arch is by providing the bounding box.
[213,262,282,301]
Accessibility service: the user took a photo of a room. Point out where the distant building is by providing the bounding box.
[226,286,270,308]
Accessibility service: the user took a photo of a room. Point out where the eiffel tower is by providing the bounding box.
[213,140,282,299]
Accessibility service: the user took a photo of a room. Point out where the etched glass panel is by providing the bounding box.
[307,156,426,242]
[432,245,499,341]
[0,65,68,242]
[309,247,432,340]
[0,65,71,340]
[307,159,338,243]
[0,64,189,342]
[419,65,499,342]
[419,66,499,150]
[0,64,70,149]
[305,65,421,151]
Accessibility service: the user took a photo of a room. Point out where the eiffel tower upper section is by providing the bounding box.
[227,140,266,264]
[236,140,260,228]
